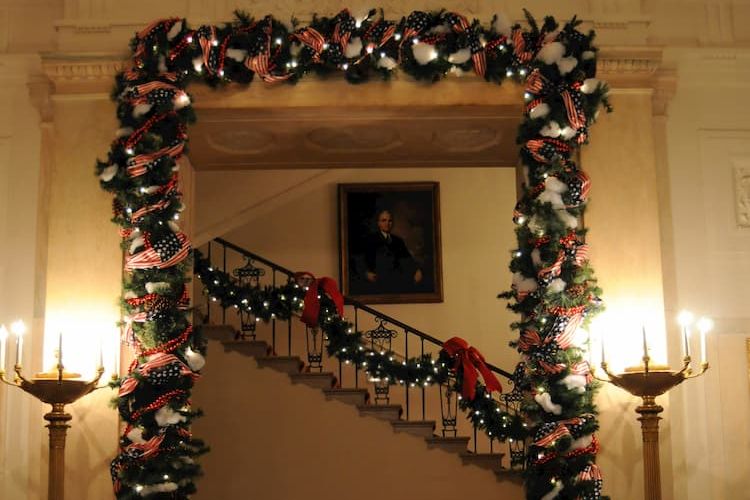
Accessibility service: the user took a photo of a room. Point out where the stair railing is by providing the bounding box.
[197,237,526,469]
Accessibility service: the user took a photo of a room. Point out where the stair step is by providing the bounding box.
[290,372,335,390]
[200,325,235,341]
[425,436,471,454]
[460,452,506,472]
[222,340,268,358]
[323,388,368,406]
[495,469,525,485]
[391,420,436,438]
[357,404,402,422]
[256,356,303,375]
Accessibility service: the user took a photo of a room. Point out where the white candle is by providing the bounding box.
[0,325,8,372]
[697,317,713,364]
[677,311,693,359]
[600,333,606,364]
[641,325,649,359]
[58,331,63,366]
[10,320,26,366]
[97,335,104,370]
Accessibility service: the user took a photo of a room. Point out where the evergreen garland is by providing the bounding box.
[97,8,610,499]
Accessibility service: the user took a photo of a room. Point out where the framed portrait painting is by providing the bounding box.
[338,182,443,304]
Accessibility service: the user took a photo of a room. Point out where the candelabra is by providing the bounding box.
[596,313,711,500]
[0,322,110,500]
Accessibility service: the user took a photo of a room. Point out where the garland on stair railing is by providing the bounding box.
[193,252,527,443]
[97,8,610,499]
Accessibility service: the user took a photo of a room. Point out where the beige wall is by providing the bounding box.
[1,1,749,500]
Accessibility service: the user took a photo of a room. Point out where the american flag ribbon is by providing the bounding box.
[574,244,590,265]
[525,138,571,164]
[538,251,564,280]
[129,81,179,99]
[118,376,139,397]
[577,463,603,482]
[534,422,571,447]
[331,15,352,51]
[124,434,165,461]
[525,68,547,93]
[511,28,535,63]
[293,27,326,61]
[562,89,588,142]
[129,197,172,223]
[126,141,184,177]
[140,353,198,380]
[518,329,542,352]
[578,170,591,201]
[565,434,600,458]
[125,231,191,270]
[556,313,583,349]
[549,303,587,317]
[402,11,430,44]
[539,360,567,373]
[363,21,396,49]
[571,360,593,383]
[526,98,545,114]
[137,18,180,40]
[198,26,217,73]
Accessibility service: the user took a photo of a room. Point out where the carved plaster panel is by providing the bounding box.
[735,165,750,228]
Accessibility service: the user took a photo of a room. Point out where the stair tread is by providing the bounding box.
[323,388,368,394]
[391,420,436,427]
[291,371,335,378]
[426,436,471,442]
[356,404,402,410]
[460,452,506,458]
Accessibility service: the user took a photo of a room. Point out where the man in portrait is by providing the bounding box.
[364,209,423,293]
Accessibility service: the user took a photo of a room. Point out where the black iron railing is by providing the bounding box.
[197,237,525,468]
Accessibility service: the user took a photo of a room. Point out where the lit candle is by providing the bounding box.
[697,317,713,364]
[677,310,693,359]
[58,331,63,366]
[11,320,26,366]
[97,334,104,370]
[0,325,8,372]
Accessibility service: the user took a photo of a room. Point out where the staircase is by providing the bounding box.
[191,239,525,499]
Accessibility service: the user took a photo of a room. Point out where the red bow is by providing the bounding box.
[442,337,503,400]
[294,272,345,327]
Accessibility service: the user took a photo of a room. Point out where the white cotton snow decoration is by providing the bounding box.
[581,78,600,94]
[557,56,578,75]
[543,29,561,43]
[568,433,593,451]
[132,103,152,118]
[155,406,187,427]
[344,37,363,59]
[173,93,190,109]
[531,248,542,267]
[126,427,146,444]
[536,42,565,64]
[124,290,138,299]
[540,120,562,138]
[429,23,451,34]
[115,127,133,138]
[130,236,145,254]
[412,43,438,65]
[557,209,579,229]
[99,164,118,182]
[560,126,577,140]
[538,188,564,209]
[145,282,171,294]
[167,221,180,233]
[582,50,596,60]
[535,392,562,415]
[192,56,204,72]
[548,278,567,294]
[513,272,538,294]
[528,215,545,234]
[492,12,512,36]
[167,21,183,40]
[138,482,179,496]
[448,48,471,64]
[546,176,569,194]
[289,42,302,57]
[139,185,160,195]
[541,480,564,500]
[184,347,206,371]
[226,48,248,62]
[377,56,397,70]
[560,374,588,394]
[158,55,167,73]
[529,102,550,119]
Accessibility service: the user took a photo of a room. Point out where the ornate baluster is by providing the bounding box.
[232,256,265,340]
[364,318,398,405]
[503,389,526,469]
[439,377,458,437]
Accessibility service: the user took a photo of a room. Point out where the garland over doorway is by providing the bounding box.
[96,9,611,499]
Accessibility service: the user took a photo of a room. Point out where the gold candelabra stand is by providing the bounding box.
[0,352,109,500]
[596,352,709,500]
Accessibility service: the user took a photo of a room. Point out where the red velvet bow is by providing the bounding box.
[442,337,503,400]
[294,272,345,327]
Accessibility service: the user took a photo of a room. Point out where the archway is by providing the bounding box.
[98,10,610,499]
